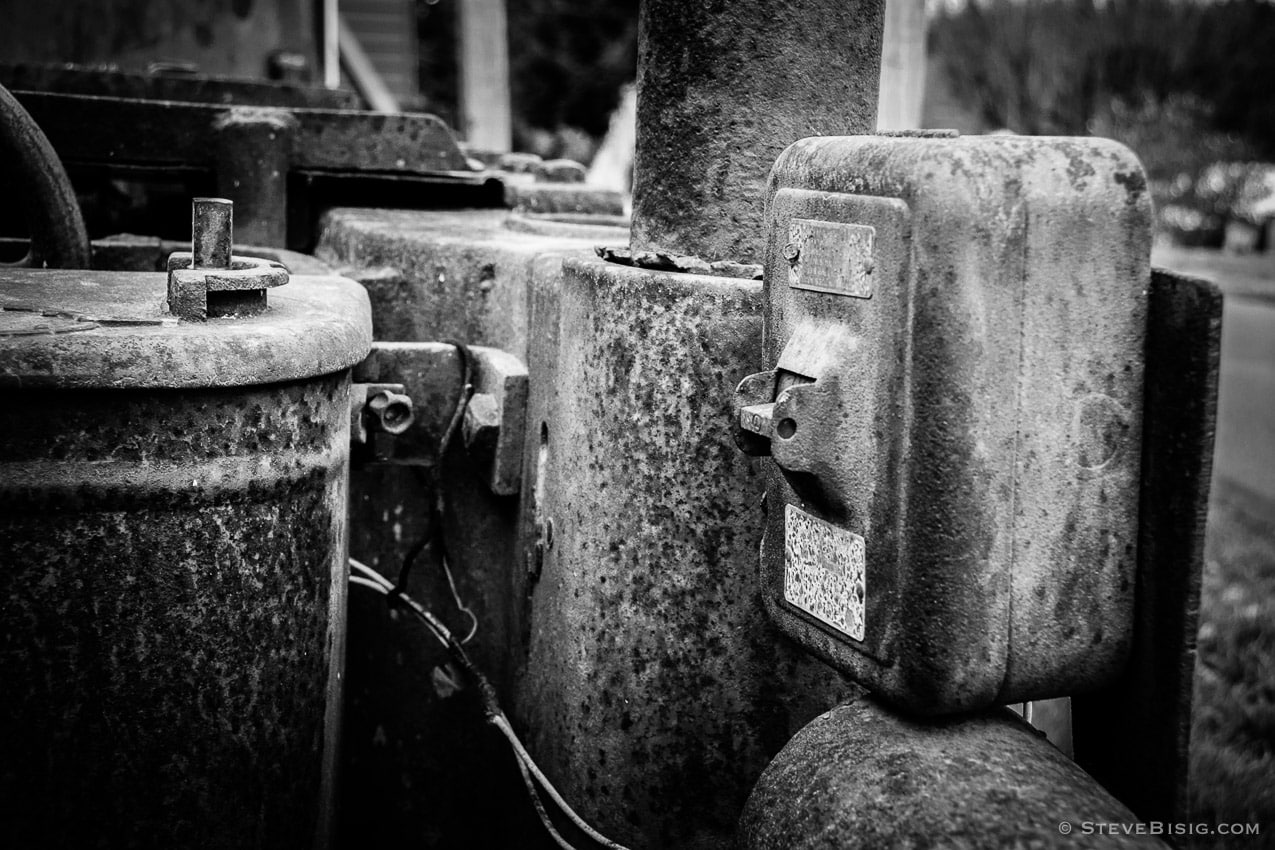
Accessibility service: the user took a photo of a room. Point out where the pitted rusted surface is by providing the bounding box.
[0,268,371,388]
[315,207,624,357]
[1073,271,1222,824]
[739,698,1167,849]
[0,374,351,850]
[758,135,1152,712]
[630,0,884,262]
[515,257,856,850]
[320,212,614,847]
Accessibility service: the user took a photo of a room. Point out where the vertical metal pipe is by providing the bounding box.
[212,109,296,248]
[191,197,233,269]
[629,0,886,264]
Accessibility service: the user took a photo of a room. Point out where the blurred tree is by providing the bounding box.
[929,0,1275,161]
[506,0,638,149]
[416,0,637,156]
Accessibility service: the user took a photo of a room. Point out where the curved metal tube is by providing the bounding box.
[0,82,90,269]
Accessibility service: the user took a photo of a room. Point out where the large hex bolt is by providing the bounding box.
[166,198,289,321]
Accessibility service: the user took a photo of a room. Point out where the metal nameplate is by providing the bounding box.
[783,504,866,641]
[784,219,875,298]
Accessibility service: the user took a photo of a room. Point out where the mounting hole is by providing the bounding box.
[776,418,798,439]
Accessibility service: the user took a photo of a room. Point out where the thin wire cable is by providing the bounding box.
[491,713,632,850]
[509,744,580,850]
[391,339,476,607]
[350,575,389,594]
[350,558,453,648]
[350,557,392,589]
[347,558,631,850]
[441,553,479,643]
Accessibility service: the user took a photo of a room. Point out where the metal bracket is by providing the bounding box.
[352,342,528,494]
[462,348,529,496]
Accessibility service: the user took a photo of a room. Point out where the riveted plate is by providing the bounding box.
[783,504,866,641]
[784,219,876,298]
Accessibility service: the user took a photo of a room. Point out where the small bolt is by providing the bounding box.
[192,197,233,270]
[166,198,288,321]
[367,389,415,435]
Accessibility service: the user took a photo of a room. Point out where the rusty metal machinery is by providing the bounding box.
[736,134,1152,713]
[739,697,1169,850]
[0,202,372,849]
[0,0,1226,846]
[0,67,622,253]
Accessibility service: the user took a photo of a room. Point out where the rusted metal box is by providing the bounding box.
[737,134,1152,714]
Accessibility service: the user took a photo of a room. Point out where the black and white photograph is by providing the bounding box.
[1,0,1272,847]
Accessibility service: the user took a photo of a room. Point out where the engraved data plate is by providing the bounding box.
[783,219,875,298]
[783,504,866,641]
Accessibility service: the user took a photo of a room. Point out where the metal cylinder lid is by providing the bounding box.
[0,267,372,388]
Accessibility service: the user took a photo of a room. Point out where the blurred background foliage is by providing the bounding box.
[427,0,1274,246]
[927,0,1275,246]
[419,0,637,162]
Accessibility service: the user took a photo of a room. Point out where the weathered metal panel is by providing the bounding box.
[10,91,471,173]
[753,134,1152,713]
[317,208,621,848]
[0,268,371,388]
[0,62,360,109]
[1072,270,1222,824]
[514,256,856,850]
[316,208,624,355]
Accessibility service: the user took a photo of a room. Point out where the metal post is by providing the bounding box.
[630,0,886,263]
[191,197,233,270]
[456,0,513,153]
[212,107,296,248]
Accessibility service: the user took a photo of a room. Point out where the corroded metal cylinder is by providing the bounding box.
[0,266,371,850]
[630,0,885,262]
[740,698,1167,849]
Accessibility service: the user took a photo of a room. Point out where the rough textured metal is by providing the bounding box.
[0,82,89,269]
[515,256,857,850]
[739,698,1167,849]
[315,207,617,848]
[750,135,1152,713]
[0,268,370,388]
[317,208,623,352]
[193,197,234,268]
[1073,270,1222,824]
[504,212,632,240]
[0,62,361,109]
[213,108,297,247]
[12,91,470,174]
[630,0,885,263]
[165,197,291,321]
[10,89,480,247]
[81,234,337,276]
[462,347,530,495]
[166,253,290,322]
[502,182,626,217]
[0,266,372,850]
[344,341,542,849]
